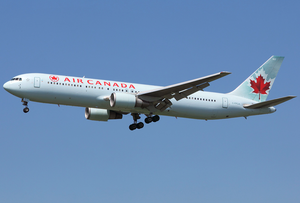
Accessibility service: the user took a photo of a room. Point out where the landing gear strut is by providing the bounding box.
[22,98,29,113]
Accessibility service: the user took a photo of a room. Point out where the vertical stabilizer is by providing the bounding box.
[229,56,284,102]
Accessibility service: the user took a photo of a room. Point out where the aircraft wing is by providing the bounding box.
[137,71,231,111]
[243,96,296,109]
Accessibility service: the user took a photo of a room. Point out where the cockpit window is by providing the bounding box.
[10,78,22,81]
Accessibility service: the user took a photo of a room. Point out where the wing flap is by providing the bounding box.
[243,96,296,109]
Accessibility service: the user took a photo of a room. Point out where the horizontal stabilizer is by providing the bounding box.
[243,96,296,109]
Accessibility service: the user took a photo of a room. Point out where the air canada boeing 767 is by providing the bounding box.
[3,56,296,130]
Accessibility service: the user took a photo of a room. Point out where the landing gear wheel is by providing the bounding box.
[136,122,144,129]
[129,124,137,131]
[145,117,152,124]
[152,115,160,122]
[23,107,29,113]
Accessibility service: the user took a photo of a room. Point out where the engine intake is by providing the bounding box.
[85,107,122,121]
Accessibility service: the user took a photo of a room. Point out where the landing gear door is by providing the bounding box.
[222,97,228,108]
[34,77,40,88]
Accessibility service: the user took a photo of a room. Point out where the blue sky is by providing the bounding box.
[1,1,299,202]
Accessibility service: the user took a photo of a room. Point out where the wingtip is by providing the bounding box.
[272,55,285,58]
[220,71,231,75]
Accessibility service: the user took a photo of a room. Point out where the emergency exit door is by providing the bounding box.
[222,97,228,108]
[34,77,40,88]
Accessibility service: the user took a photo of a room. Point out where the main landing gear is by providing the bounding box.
[22,98,29,113]
[129,113,144,131]
[129,113,160,131]
[144,115,160,124]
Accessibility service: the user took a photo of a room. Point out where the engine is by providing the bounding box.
[85,107,122,121]
[109,92,149,109]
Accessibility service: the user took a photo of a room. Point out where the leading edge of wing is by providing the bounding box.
[137,71,231,98]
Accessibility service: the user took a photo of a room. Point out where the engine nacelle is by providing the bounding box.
[85,107,122,121]
[110,92,149,109]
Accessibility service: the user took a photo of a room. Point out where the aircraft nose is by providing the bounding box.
[3,81,10,91]
[3,79,23,96]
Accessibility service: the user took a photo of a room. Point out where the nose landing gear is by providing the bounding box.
[22,98,29,113]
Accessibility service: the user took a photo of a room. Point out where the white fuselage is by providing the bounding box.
[3,73,275,120]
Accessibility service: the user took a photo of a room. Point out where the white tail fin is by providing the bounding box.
[229,56,284,102]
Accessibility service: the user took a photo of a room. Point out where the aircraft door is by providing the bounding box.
[222,97,228,108]
[34,77,40,88]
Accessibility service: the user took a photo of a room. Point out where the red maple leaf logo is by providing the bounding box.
[250,75,271,100]
[49,75,59,82]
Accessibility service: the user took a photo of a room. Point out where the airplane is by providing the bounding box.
[3,56,296,130]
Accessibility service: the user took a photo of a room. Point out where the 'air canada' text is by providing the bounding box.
[63,77,136,89]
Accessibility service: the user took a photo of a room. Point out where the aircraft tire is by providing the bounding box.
[137,122,144,129]
[152,115,160,122]
[145,117,152,124]
[23,107,29,113]
[129,124,137,131]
